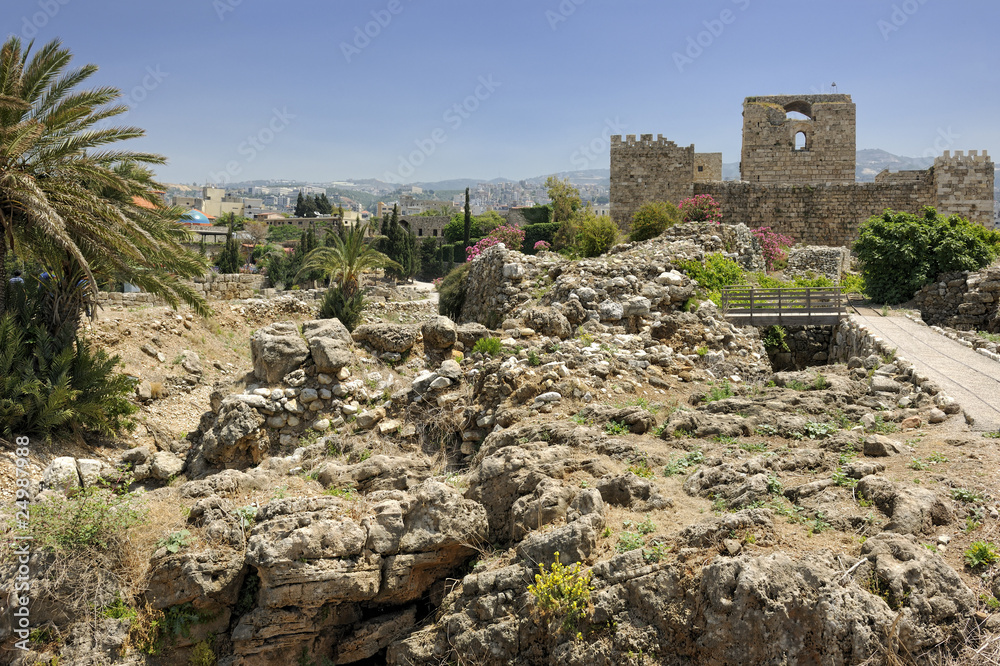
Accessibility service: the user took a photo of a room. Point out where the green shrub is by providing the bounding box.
[528,552,593,632]
[762,325,789,352]
[605,420,630,436]
[438,263,470,320]
[27,485,145,552]
[854,207,1000,304]
[629,201,680,242]
[189,640,216,666]
[702,380,733,403]
[841,272,867,296]
[578,212,619,257]
[319,286,365,332]
[472,336,502,357]
[677,253,746,304]
[0,288,138,439]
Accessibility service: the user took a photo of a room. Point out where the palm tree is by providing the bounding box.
[0,37,209,325]
[295,221,401,298]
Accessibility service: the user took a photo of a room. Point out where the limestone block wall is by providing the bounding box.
[95,273,327,307]
[740,95,856,185]
[766,325,833,371]
[934,151,995,225]
[610,135,696,227]
[695,181,935,247]
[914,268,1000,331]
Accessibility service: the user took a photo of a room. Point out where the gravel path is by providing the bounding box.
[851,308,1000,432]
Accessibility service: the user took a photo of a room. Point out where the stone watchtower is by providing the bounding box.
[740,94,856,184]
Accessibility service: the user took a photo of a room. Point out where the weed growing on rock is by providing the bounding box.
[951,488,985,504]
[528,350,541,366]
[627,456,654,478]
[871,414,898,434]
[605,420,630,436]
[528,552,594,633]
[643,542,670,563]
[702,380,733,403]
[663,449,704,477]
[964,541,1000,569]
[616,532,644,553]
[832,469,859,489]
[472,336,502,357]
[156,529,191,554]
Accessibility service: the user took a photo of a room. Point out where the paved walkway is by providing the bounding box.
[851,308,1000,432]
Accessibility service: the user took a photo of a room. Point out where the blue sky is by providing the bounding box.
[7,0,999,185]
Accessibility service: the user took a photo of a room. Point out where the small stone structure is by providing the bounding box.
[765,325,833,371]
[611,94,995,245]
[95,273,327,307]
[785,246,850,283]
[914,267,1000,331]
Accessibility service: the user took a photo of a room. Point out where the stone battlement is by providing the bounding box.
[936,149,991,163]
[611,134,686,149]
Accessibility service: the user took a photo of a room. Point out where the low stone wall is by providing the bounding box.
[914,267,1000,331]
[765,325,832,371]
[96,273,327,308]
[658,222,765,272]
[786,246,849,283]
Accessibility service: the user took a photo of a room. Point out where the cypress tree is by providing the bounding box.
[216,215,241,274]
[463,187,471,249]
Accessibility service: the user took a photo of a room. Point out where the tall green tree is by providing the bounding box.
[215,214,241,273]
[463,187,472,249]
[0,37,209,323]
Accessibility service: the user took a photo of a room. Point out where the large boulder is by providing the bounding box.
[251,321,309,384]
[40,457,80,494]
[302,318,352,344]
[522,307,572,339]
[353,323,419,353]
[309,337,354,374]
[421,316,458,349]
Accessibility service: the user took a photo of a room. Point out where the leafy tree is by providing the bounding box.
[444,211,502,244]
[544,176,582,224]
[317,193,333,215]
[854,207,1000,304]
[215,217,242,274]
[464,187,472,249]
[267,224,303,243]
[0,37,209,323]
[546,177,583,250]
[630,201,680,242]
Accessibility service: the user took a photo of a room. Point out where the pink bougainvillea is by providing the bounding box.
[533,240,551,252]
[466,224,526,261]
[678,194,722,224]
[752,226,795,272]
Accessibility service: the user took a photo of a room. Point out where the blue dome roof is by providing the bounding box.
[184,209,212,225]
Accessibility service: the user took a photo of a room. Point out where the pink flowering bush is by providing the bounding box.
[678,194,722,224]
[534,240,551,252]
[752,226,795,272]
[466,224,526,261]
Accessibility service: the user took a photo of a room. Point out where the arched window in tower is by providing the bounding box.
[795,131,808,151]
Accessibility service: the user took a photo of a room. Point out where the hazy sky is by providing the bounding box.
[8,0,999,185]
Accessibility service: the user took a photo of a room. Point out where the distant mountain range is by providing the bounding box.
[169,151,996,197]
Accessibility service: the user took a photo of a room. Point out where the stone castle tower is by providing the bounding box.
[609,94,995,245]
[740,94,855,185]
